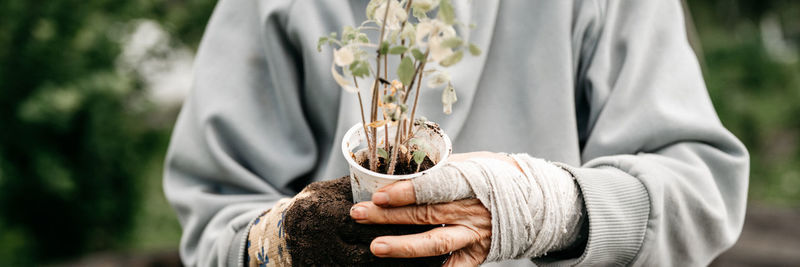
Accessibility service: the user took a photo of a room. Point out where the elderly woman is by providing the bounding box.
[164,0,749,266]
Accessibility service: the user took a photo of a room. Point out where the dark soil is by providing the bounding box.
[358,152,435,175]
[284,177,448,266]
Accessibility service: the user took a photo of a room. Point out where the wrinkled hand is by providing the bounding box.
[350,152,515,266]
[249,177,447,266]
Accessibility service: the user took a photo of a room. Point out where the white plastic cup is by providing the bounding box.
[342,122,452,203]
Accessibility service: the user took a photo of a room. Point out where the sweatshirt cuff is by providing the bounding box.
[229,220,253,267]
[229,210,266,267]
[536,164,650,266]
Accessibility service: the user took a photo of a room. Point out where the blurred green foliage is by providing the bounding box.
[0,0,798,265]
[688,0,800,205]
[0,0,215,265]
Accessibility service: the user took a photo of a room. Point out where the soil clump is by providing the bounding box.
[284,177,448,266]
[358,153,435,175]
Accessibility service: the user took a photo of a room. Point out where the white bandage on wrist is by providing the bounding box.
[412,153,584,261]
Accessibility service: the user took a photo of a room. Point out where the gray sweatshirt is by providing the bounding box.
[163,0,749,266]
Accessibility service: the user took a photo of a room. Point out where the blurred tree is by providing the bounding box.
[688,0,800,205]
[0,0,215,265]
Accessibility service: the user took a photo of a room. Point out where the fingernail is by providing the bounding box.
[350,206,367,219]
[373,192,389,204]
[372,242,390,255]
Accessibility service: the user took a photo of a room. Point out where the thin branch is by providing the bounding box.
[382,84,390,155]
[367,1,394,172]
[387,120,404,175]
[353,77,371,148]
[406,50,429,139]
[402,49,429,103]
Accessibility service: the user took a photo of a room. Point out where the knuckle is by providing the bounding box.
[434,234,457,255]
[400,241,418,255]
[401,207,419,224]
[375,209,388,223]
[373,206,393,223]
[413,205,435,224]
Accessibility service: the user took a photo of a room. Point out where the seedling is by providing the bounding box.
[319,0,480,175]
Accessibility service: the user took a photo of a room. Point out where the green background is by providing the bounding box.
[0,0,797,265]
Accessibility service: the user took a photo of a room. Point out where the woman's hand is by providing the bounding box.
[349,152,516,266]
[350,181,491,266]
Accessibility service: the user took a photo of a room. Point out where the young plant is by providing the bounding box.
[319,0,480,175]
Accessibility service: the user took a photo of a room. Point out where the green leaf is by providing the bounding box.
[439,50,463,67]
[388,45,408,55]
[379,41,390,55]
[408,138,422,147]
[411,0,437,12]
[357,33,370,43]
[397,57,415,87]
[343,26,357,43]
[412,150,426,165]
[349,60,370,77]
[468,43,482,56]
[366,0,381,20]
[438,0,456,25]
[316,36,328,52]
[382,94,396,104]
[412,7,428,20]
[411,48,426,62]
[377,148,389,159]
[440,37,463,49]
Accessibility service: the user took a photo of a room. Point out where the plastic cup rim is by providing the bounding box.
[341,122,452,180]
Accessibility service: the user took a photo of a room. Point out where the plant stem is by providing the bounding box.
[402,49,429,103]
[369,65,380,172]
[384,124,390,154]
[367,1,393,172]
[369,88,379,171]
[406,49,429,138]
[400,119,406,145]
[387,121,404,175]
[380,56,391,163]
[353,77,371,148]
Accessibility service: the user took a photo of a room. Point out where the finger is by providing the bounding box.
[350,201,459,225]
[350,199,485,225]
[373,180,416,207]
[371,225,481,258]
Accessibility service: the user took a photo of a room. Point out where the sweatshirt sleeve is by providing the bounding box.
[536,0,749,265]
[162,0,315,266]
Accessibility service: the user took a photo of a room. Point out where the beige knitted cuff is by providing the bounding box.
[247,198,293,267]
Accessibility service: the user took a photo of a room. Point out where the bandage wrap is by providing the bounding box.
[413,153,584,261]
